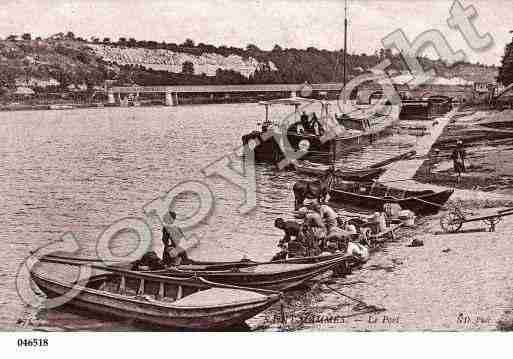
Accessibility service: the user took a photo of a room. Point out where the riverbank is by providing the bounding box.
[249,107,513,331]
[414,109,513,195]
[250,199,513,331]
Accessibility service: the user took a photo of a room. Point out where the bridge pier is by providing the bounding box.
[165,92,175,106]
[108,91,115,104]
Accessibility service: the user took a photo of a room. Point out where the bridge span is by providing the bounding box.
[108,80,476,106]
[108,83,345,106]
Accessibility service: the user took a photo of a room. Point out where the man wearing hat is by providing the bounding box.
[451,139,466,182]
[161,210,189,266]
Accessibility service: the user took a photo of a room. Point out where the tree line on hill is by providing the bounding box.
[0,32,498,92]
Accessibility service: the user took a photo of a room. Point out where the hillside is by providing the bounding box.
[0,35,499,97]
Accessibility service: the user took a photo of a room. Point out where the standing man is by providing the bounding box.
[451,139,466,183]
[161,210,189,266]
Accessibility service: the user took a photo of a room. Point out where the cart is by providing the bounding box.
[440,207,513,233]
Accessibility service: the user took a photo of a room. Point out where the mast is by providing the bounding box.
[343,0,348,91]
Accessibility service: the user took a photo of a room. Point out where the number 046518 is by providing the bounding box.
[17,338,48,347]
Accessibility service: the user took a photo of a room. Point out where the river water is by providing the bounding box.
[0,103,420,330]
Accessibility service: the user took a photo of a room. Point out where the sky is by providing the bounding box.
[0,0,511,65]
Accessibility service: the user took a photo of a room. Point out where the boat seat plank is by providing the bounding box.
[173,288,266,308]
[118,275,126,294]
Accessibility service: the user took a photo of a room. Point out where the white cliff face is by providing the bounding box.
[89,44,277,77]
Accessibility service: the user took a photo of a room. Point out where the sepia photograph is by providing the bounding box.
[2,0,513,355]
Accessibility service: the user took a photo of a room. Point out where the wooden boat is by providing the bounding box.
[242,98,401,164]
[327,180,454,215]
[153,253,352,291]
[42,252,351,272]
[399,97,452,120]
[30,257,281,330]
[294,161,386,181]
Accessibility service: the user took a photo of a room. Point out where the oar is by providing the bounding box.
[323,284,386,312]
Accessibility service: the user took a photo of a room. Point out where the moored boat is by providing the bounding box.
[294,161,386,181]
[153,253,353,291]
[30,257,282,330]
[327,179,454,215]
[242,98,401,164]
[399,97,452,120]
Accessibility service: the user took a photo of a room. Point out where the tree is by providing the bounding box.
[272,44,283,52]
[6,34,17,41]
[103,37,111,44]
[128,38,137,47]
[119,37,127,45]
[181,61,195,75]
[66,31,75,40]
[182,38,195,47]
[21,33,32,41]
[498,39,513,86]
[246,44,260,52]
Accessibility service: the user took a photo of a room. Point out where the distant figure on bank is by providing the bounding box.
[451,139,466,182]
[162,210,189,266]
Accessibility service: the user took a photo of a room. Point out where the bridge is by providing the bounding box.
[108,83,344,106]
[108,80,476,106]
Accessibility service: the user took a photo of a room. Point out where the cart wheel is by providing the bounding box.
[440,211,464,233]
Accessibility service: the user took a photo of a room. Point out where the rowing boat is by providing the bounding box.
[328,180,454,215]
[294,161,386,181]
[152,253,353,291]
[30,257,281,330]
[42,252,351,271]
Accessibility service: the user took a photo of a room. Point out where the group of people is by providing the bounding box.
[289,111,323,136]
[273,197,366,261]
[132,199,369,272]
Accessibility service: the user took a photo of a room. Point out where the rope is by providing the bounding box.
[323,283,385,312]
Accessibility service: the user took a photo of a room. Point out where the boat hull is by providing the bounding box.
[30,267,280,330]
[295,164,386,181]
[242,106,400,164]
[329,186,454,215]
[159,254,352,291]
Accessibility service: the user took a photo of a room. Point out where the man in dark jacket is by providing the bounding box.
[451,139,466,182]
[162,210,190,266]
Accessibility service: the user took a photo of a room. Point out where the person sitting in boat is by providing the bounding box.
[162,210,190,266]
[309,199,338,233]
[300,111,309,128]
[274,218,301,247]
[309,112,322,136]
[131,251,165,271]
[301,199,328,255]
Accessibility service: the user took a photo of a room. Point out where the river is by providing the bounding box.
[0,103,420,330]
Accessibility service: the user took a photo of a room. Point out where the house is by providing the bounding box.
[13,87,35,97]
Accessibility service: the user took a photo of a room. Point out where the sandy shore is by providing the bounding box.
[250,107,513,331]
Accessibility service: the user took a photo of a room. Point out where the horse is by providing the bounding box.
[292,170,335,210]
